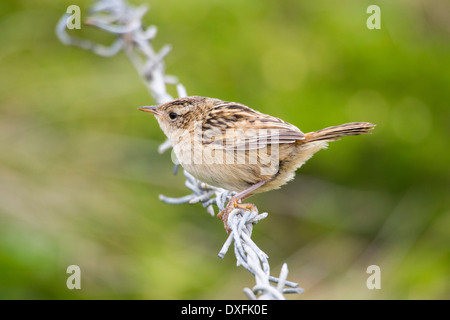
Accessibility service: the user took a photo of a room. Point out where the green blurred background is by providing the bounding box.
[0,0,449,299]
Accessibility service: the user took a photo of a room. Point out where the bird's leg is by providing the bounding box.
[218,180,267,234]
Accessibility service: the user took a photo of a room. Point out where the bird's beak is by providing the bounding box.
[138,106,159,115]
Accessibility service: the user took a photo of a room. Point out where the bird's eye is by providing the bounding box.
[169,112,178,120]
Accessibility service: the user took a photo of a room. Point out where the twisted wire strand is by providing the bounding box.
[56,0,302,299]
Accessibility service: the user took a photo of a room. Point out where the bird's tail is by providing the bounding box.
[304,122,375,143]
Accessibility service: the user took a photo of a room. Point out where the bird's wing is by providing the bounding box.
[202,103,304,150]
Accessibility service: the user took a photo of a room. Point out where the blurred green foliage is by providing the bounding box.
[0,0,449,299]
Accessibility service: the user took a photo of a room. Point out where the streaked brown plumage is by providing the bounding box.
[139,96,375,233]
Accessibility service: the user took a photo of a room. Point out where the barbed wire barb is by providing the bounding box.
[56,0,303,299]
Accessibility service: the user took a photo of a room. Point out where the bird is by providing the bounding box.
[139,96,375,233]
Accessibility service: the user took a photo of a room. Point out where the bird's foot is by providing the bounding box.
[218,201,258,234]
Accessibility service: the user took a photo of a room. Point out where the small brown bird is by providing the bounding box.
[139,96,374,233]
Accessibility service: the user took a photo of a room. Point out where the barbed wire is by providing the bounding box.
[56,0,303,299]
